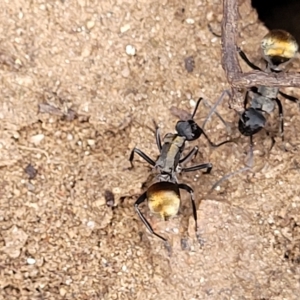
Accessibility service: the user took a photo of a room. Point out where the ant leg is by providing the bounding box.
[179,146,198,164]
[207,23,221,38]
[181,162,212,174]
[237,48,262,71]
[128,148,156,169]
[201,129,233,148]
[202,101,231,134]
[210,166,251,191]
[210,136,254,191]
[265,130,276,151]
[155,126,162,152]
[243,91,249,109]
[152,119,162,151]
[191,97,203,119]
[135,192,168,243]
[178,183,204,246]
[274,98,284,144]
[202,90,231,130]
[279,91,300,109]
[246,135,254,167]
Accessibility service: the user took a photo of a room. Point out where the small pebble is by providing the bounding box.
[25,164,38,180]
[121,67,130,77]
[60,287,67,297]
[186,18,195,24]
[27,257,36,265]
[206,11,214,21]
[120,24,130,33]
[125,45,136,56]
[87,220,95,229]
[30,134,45,145]
[86,20,95,30]
[104,190,115,207]
[184,56,195,73]
[189,99,196,108]
[87,139,95,146]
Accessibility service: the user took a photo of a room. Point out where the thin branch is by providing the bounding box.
[221,0,241,80]
[232,71,300,87]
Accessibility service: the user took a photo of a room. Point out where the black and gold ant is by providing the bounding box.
[204,30,299,190]
[237,30,299,148]
[128,97,231,245]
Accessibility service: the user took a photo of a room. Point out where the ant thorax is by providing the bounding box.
[250,86,278,114]
[251,95,274,114]
[257,85,279,100]
[155,133,186,174]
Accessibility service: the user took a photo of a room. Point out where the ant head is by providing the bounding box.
[174,97,204,141]
[238,107,266,136]
[175,120,202,141]
[261,30,298,71]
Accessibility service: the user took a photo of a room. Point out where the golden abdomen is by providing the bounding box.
[262,30,298,59]
[147,182,181,221]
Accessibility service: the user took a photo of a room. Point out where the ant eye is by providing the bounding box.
[238,108,266,136]
[176,120,202,141]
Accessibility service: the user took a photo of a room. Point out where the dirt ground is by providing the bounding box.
[1,0,300,299]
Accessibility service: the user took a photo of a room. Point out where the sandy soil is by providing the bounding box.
[0,0,300,299]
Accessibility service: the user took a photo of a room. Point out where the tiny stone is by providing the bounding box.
[30,134,45,145]
[87,139,95,146]
[121,67,130,78]
[189,99,196,108]
[87,220,95,229]
[60,287,67,297]
[18,10,23,19]
[104,190,115,207]
[112,187,120,194]
[24,164,38,180]
[81,45,92,57]
[125,45,136,56]
[186,18,195,24]
[27,257,36,265]
[27,183,35,191]
[184,56,195,73]
[15,58,22,66]
[206,11,214,21]
[86,20,95,29]
[120,24,130,33]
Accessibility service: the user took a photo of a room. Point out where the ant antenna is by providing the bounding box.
[210,135,254,191]
[202,90,232,129]
[207,24,221,38]
[201,129,233,148]
[237,48,263,71]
